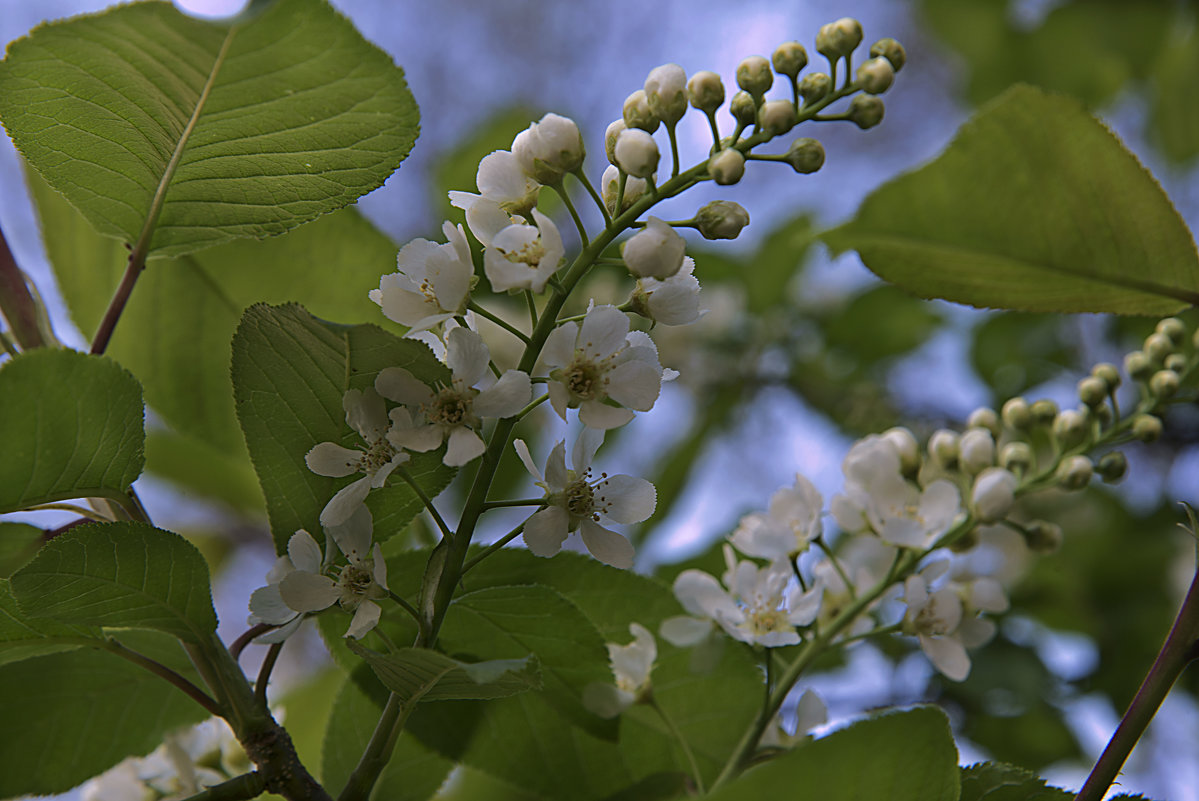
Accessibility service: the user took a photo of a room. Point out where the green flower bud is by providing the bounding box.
[695,200,750,240]
[855,57,895,94]
[1077,376,1108,407]
[883,427,920,477]
[772,41,809,78]
[1132,413,1163,442]
[729,91,757,126]
[786,137,825,174]
[1056,455,1093,490]
[1144,332,1173,363]
[967,407,1001,437]
[847,95,884,129]
[928,429,959,469]
[1150,369,1180,399]
[623,89,659,133]
[869,38,907,72]
[1156,317,1187,346]
[736,55,773,98]
[1166,353,1188,373]
[687,70,725,114]
[1001,397,1033,430]
[1091,362,1121,390]
[645,63,689,126]
[1030,399,1058,425]
[1096,451,1128,483]
[799,72,832,105]
[1091,403,1113,425]
[760,99,797,136]
[708,148,746,185]
[999,441,1033,473]
[1023,520,1062,554]
[1124,350,1154,380]
[816,17,863,61]
[1052,409,1088,448]
[604,119,627,165]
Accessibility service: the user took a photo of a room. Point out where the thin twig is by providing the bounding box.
[395,466,453,541]
[254,642,283,707]
[101,638,223,716]
[230,623,273,662]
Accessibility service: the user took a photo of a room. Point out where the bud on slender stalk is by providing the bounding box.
[799,73,832,104]
[688,70,725,113]
[736,55,773,97]
[708,148,745,185]
[786,138,825,174]
[869,38,906,71]
[847,95,884,129]
[759,99,797,136]
[772,41,808,78]
[623,89,659,133]
[695,200,750,240]
[614,129,660,178]
[645,63,688,126]
[855,57,894,94]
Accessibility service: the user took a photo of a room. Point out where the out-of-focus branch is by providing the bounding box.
[0,222,46,349]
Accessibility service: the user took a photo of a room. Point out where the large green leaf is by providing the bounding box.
[822,284,944,367]
[231,303,455,551]
[1149,26,1199,164]
[348,642,541,703]
[0,522,44,578]
[959,761,1071,801]
[700,707,959,801]
[823,84,1199,315]
[0,578,98,666]
[28,167,404,456]
[0,348,144,513]
[0,0,418,259]
[0,631,210,797]
[10,522,218,643]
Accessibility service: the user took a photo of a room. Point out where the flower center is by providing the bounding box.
[566,477,595,518]
[360,437,398,476]
[747,606,789,637]
[336,564,376,610]
[502,237,546,269]
[565,359,604,400]
[914,599,950,636]
[428,388,475,428]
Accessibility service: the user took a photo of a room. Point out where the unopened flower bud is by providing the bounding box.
[1091,362,1121,390]
[760,99,797,136]
[799,73,832,105]
[729,91,757,126]
[928,429,959,468]
[959,428,995,475]
[687,70,725,113]
[816,17,863,61]
[645,63,688,126]
[772,41,809,78]
[695,200,750,240]
[1030,399,1058,425]
[1052,409,1088,448]
[856,57,895,94]
[999,442,1033,473]
[1157,317,1187,346]
[1150,369,1179,398]
[1091,403,1113,425]
[1077,376,1108,407]
[736,55,773,97]
[708,148,746,185]
[967,407,1001,437]
[1096,451,1128,483]
[972,467,1018,523]
[883,427,920,477]
[1124,350,1154,380]
[786,138,825,174]
[1001,397,1033,430]
[1132,413,1163,442]
[1144,332,1173,363]
[1056,455,1093,490]
[1023,520,1062,554]
[622,216,686,280]
[623,90,659,133]
[847,95,885,129]
[870,38,907,72]
[604,119,627,165]
[512,113,585,185]
[614,128,660,178]
[1166,353,1188,372]
[601,164,647,216]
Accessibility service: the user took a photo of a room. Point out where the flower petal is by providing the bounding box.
[579,305,629,360]
[287,530,324,574]
[278,572,340,613]
[595,475,655,524]
[249,585,298,626]
[345,387,388,442]
[605,359,661,412]
[582,682,631,719]
[253,615,304,645]
[659,616,711,647]
[447,327,491,388]
[474,370,532,418]
[579,519,635,569]
[544,441,568,490]
[329,504,373,564]
[513,439,543,482]
[305,442,361,478]
[375,367,434,407]
[919,634,971,681]
[541,322,578,369]
[444,426,486,467]
[522,506,569,557]
[319,476,372,528]
[345,600,382,639]
[579,400,635,430]
[371,543,389,591]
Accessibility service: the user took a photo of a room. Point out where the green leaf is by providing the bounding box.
[822,284,944,367]
[0,634,209,797]
[702,707,958,801]
[10,522,218,643]
[0,0,418,259]
[348,642,542,703]
[823,84,1199,315]
[0,522,44,578]
[0,578,98,666]
[1149,26,1199,164]
[0,348,144,513]
[969,312,1078,401]
[959,761,1072,801]
[28,165,406,456]
[231,302,455,551]
[321,667,453,801]
[144,429,265,514]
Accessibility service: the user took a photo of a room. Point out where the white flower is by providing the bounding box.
[541,304,668,429]
[971,467,1018,523]
[448,148,540,221]
[305,387,410,527]
[482,208,565,294]
[901,570,970,681]
[729,473,823,560]
[614,128,660,179]
[369,221,473,335]
[959,428,996,474]
[667,545,822,648]
[247,528,329,643]
[277,506,389,639]
[644,63,688,125]
[830,435,961,550]
[512,112,585,185]
[760,688,828,748]
[583,622,657,718]
[622,216,686,280]
[81,760,151,801]
[377,328,531,467]
[601,164,647,216]
[514,429,655,568]
[628,256,702,326]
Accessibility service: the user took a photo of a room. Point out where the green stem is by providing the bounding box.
[468,300,531,345]
[524,290,539,330]
[388,590,427,641]
[482,498,547,509]
[395,466,453,541]
[462,520,528,574]
[97,637,222,716]
[574,168,612,228]
[338,692,411,801]
[514,392,549,422]
[666,121,681,178]
[1075,552,1199,801]
[555,183,590,248]
[254,642,283,707]
[178,772,266,801]
[650,696,706,794]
